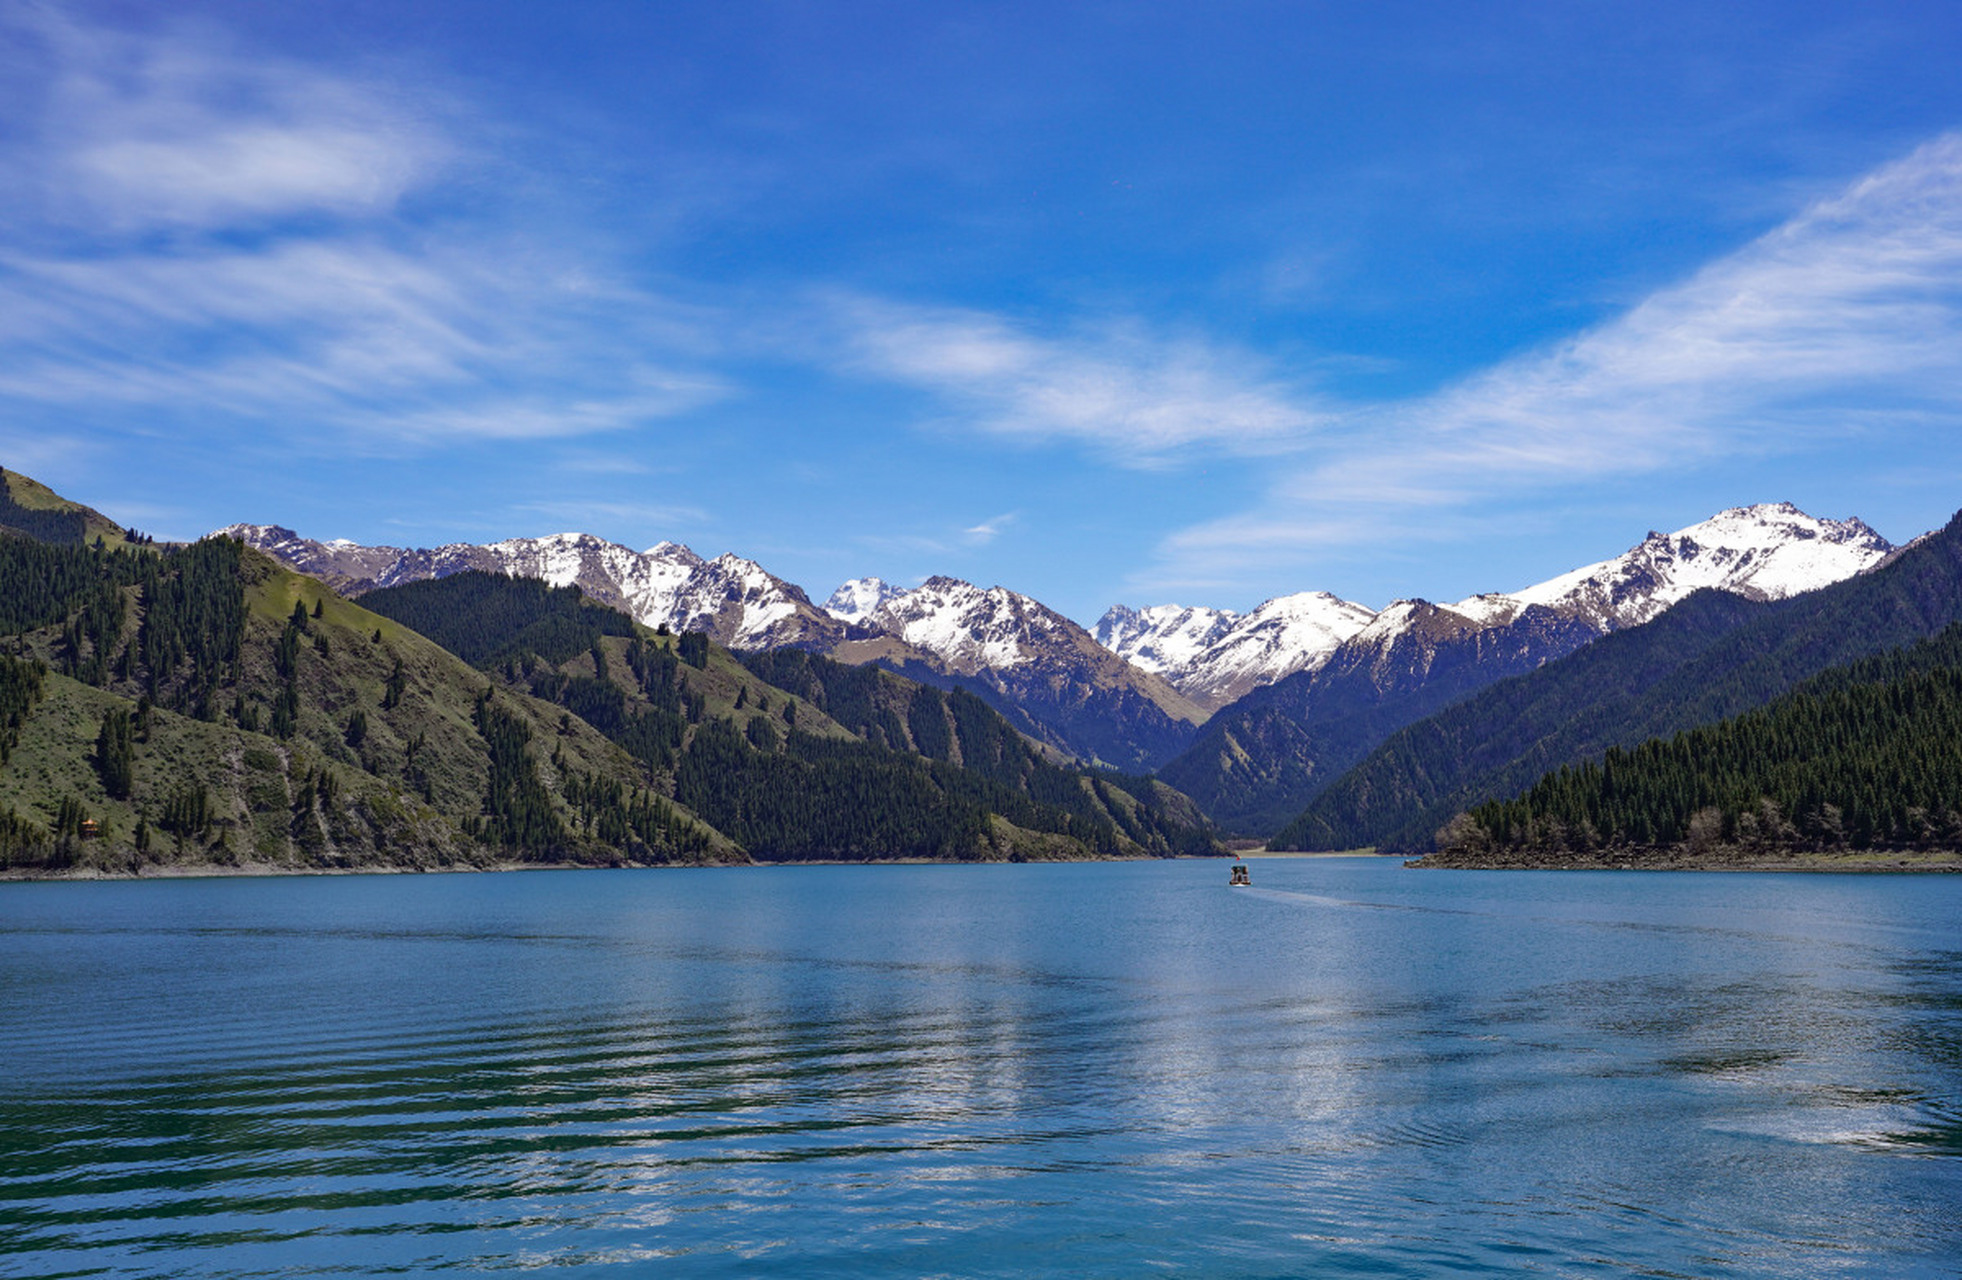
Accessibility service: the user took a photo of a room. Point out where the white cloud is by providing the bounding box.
[0,11,723,449]
[9,9,447,233]
[962,511,1017,545]
[1147,132,1962,592]
[837,299,1329,464]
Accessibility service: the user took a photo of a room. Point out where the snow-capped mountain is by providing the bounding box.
[1113,503,1892,705]
[823,577,904,624]
[866,577,1071,674]
[220,500,1892,780]
[1153,502,1898,835]
[217,527,1202,769]
[1444,503,1893,632]
[215,525,844,650]
[1100,592,1377,708]
[833,576,1209,770]
[1094,605,1240,677]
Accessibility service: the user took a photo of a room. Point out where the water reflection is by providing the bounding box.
[0,862,1957,1277]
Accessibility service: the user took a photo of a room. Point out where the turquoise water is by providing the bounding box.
[1,858,1958,1277]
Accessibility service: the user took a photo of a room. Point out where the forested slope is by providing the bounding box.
[0,533,728,875]
[361,575,1219,862]
[1433,621,1962,864]
[1273,511,1962,852]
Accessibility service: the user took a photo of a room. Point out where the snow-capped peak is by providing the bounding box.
[1094,604,1241,676]
[218,525,837,651]
[867,577,1072,672]
[1097,590,1376,707]
[824,577,904,623]
[1476,502,1894,629]
[1103,503,1893,708]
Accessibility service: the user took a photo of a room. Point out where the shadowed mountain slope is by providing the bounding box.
[1273,510,1962,853]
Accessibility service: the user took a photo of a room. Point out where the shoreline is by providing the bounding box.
[1407,849,1962,873]
[0,850,1248,883]
[11,848,1957,882]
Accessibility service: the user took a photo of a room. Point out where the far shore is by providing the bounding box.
[0,850,1249,883]
[9,846,1958,883]
[1231,849,1387,859]
[1408,849,1962,873]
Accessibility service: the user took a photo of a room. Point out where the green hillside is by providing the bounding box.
[0,531,731,875]
[361,573,1219,862]
[1435,621,1962,865]
[0,467,149,549]
[1273,510,1962,853]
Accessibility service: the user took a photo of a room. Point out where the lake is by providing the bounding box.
[1,858,1958,1277]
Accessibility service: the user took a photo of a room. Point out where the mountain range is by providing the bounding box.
[1275,509,1962,853]
[2,462,1949,872]
[2,470,1215,876]
[221,503,1897,809]
[1152,504,1897,832]
[220,525,1208,771]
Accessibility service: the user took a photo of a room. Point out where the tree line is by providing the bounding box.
[1445,620,1962,859]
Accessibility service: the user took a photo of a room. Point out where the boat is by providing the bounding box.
[1229,863,1251,887]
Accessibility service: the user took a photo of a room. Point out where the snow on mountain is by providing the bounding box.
[855,576,1208,769]
[1094,604,1240,676]
[1175,592,1378,706]
[215,524,427,589]
[1449,502,1895,631]
[225,499,1892,760]
[824,577,904,624]
[1105,502,1892,709]
[215,525,841,650]
[866,577,1073,673]
[1098,593,1375,707]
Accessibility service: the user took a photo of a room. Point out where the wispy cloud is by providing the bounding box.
[0,10,724,450]
[12,9,449,234]
[836,298,1329,464]
[962,511,1017,545]
[1146,132,1962,591]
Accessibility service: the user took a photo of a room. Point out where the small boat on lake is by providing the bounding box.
[1229,863,1252,887]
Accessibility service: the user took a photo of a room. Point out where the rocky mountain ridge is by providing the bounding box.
[1102,504,1894,706]
[216,525,847,651]
[219,529,1205,770]
[219,502,1894,783]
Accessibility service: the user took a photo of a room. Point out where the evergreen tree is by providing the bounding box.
[94,707,134,799]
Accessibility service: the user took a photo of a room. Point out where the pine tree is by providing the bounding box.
[94,707,134,800]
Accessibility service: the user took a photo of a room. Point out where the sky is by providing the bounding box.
[4,0,1962,625]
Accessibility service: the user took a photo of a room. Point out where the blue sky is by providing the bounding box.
[4,1,1962,624]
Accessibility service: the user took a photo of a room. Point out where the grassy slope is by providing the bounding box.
[1,469,143,549]
[1,551,738,874]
